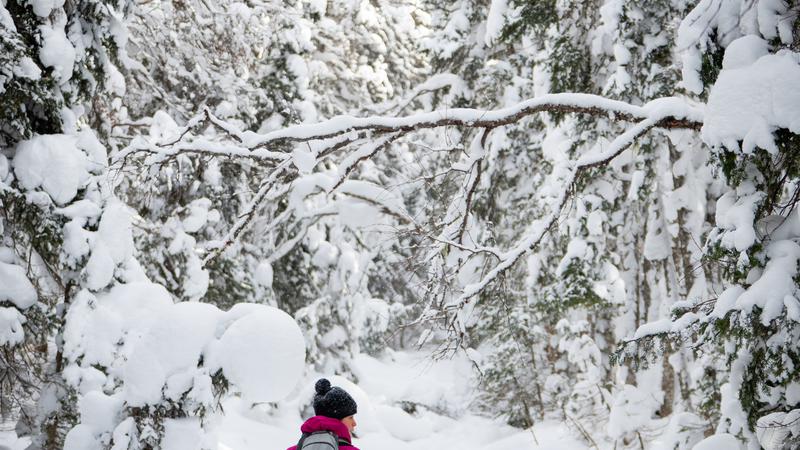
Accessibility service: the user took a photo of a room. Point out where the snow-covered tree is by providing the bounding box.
[1,2,308,450]
[619,1,800,448]
[1,0,135,446]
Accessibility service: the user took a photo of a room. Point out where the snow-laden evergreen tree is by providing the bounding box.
[1,2,309,450]
[622,1,800,448]
[0,0,135,447]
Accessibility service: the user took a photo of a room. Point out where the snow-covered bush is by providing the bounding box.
[63,290,305,450]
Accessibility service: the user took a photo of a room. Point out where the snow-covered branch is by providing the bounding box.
[118,94,702,159]
[119,94,703,291]
[111,99,708,351]
[202,159,294,266]
[251,94,701,148]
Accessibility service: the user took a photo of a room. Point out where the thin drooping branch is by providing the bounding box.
[338,192,416,225]
[328,132,406,192]
[201,159,294,266]
[445,117,661,326]
[456,128,492,243]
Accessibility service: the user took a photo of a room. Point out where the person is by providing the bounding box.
[287,378,360,450]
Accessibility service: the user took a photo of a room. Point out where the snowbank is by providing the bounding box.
[692,433,742,450]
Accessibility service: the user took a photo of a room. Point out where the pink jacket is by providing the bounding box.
[287,416,359,450]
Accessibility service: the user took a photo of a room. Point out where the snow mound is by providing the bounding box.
[163,418,204,450]
[375,404,434,441]
[211,305,306,403]
[608,384,661,439]
[328,375,384,434]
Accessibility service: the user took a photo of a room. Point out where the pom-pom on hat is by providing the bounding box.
[313,378,358,420]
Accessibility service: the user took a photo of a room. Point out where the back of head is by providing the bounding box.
[312,378,358,420]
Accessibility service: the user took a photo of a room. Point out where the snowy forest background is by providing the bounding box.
[1,0,800,449]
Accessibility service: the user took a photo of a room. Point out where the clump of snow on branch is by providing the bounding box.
[13,132,106,206]
[0,260,37,310]
[702,36,800,153]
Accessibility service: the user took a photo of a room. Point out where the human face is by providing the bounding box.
[341,415,357,433]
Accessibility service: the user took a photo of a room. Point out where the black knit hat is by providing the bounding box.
[313,378,357,420]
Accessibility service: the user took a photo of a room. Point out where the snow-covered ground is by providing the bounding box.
[0,350,588,450]
[0,350,743,449]
[217,350,589,450]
